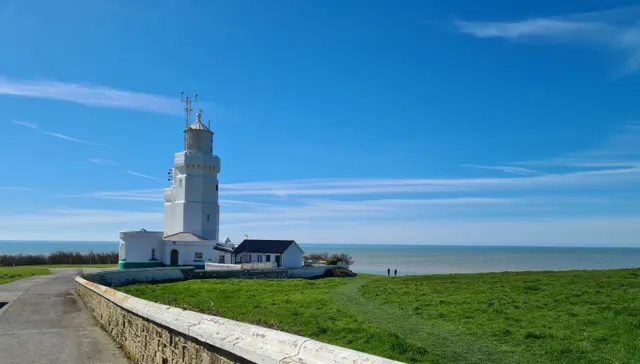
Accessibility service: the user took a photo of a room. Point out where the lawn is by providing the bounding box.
[118,269,640,364]
[0,266,51,284]
[36,264,117,268]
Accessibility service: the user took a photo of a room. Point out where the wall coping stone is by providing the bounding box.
[76,274,404,364]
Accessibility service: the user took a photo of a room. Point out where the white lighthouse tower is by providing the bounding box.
[163,95,221,240]
[118,93,226,269]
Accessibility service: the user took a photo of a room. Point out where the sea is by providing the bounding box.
[1,241,640,276]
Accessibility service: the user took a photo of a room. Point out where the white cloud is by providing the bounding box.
[16,120,640,245]
[454,6,640,72]
[2,207,639,246]
[12,120,38,129]
[64,189,162,201]
[510,121,640,168]
[0,208,162,228]
[12,120,111,148]
[461,164,540,175]
[126,170,164,182]
[0,77,183,115]
[88,158,118,165]
[0,186,38,191]
[220,216,640,246]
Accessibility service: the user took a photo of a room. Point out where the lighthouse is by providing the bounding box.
[163,107,221,241]
[117,93,227,269]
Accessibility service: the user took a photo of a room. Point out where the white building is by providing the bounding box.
[118,97,221,270]
[233,239,304,268]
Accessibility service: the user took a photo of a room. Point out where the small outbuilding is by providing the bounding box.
[233,239,304,268]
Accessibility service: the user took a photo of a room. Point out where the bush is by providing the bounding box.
[303,252,330,262]
[0,250,118,266]
[304,252,354,266]
[325,253,354,266]
[323,267,357,277]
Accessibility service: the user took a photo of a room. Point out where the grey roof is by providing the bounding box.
[188,120,212,132]
[163,232,207,241]
[233,239,299,255]
[223,236,232,244]
[214,243,234,254]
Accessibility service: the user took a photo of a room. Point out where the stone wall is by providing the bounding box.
[87,267,190,287]
[76,274,403,364]
[204,263,242,270]
[191,268,288,280]
[76,281,242,364]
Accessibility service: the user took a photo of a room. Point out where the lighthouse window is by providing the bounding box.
[178,179,183,187]
[216,184,219,191]
[151,248,156,259]
[207,214,210,222]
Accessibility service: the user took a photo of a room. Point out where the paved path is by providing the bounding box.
[0,269,129,364]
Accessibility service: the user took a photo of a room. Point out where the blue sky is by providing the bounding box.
[1,0,640,245]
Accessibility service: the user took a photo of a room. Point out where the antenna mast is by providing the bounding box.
[180,91,199,149]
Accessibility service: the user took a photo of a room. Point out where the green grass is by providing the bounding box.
[118,268,640,364]
[0,266,51,284]
[35,264,116,268]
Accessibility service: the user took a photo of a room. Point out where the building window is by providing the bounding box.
[219,255,225,264]
[257,255,263,263]
[151,248,156,260]
[207,214,210,222]
[178,179,183,187]
[194,252,203,260]
[247,254,251,263]
[266,255,271,262]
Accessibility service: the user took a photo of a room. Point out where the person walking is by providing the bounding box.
[387,268,390,276]
[394,269,397,276]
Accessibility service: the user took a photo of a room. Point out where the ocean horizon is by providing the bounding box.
[2,240,640,276]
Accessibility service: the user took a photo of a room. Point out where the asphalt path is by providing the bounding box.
[0,268,129,364]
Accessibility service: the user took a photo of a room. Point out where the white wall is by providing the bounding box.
[236,253,279,265]
[163,150,221,241]
[282,243,303,268]
[163,241,215,267]
[213,251,231,264]
[119,231,164,263]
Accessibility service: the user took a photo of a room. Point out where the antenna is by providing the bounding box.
[181,92,200,128]
[181,91,199,150]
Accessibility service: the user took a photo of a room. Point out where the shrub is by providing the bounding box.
[304,252,354,266]
[0,250,118,266]
[303,252,330,262]
[323,267,357,277]
[325,253,354,266]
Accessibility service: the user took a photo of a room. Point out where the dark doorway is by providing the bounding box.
[275,255,281,268]
[170,249,179,266]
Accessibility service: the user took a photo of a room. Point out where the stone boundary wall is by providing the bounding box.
[192,268,288,280]
[76,274,404,364]
[204,263,242,270]
[86,266,190,287]
[240,262,277,269]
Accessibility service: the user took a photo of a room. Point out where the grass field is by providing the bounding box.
[36,264,116,268]
[0,264,116,284]
[118,269,640,364]
[0,266,51,284]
